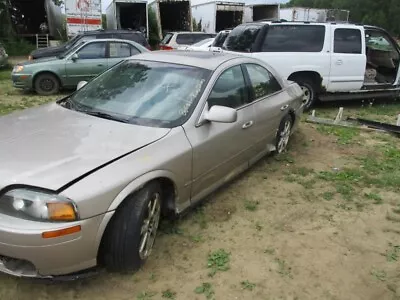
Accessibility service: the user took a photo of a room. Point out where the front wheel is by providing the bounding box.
[34,73,60,95]
[276,115,293,154]
[100,182,162,272]
[294,78,317,111]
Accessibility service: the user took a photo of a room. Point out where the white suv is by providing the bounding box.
[218,21,400,109]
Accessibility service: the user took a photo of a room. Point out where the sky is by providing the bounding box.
[101,0,289,12]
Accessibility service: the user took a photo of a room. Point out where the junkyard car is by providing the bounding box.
[0,43,8,68]
[0,51,304,278]
[12,39,148,95]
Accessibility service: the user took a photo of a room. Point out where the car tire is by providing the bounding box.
[100,181,162,272]
[293,78,317,111]
[276,115,293,154]
[34,73,60,95]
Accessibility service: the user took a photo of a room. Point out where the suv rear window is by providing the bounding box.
[223,24,262,52]
[118,33,149,47]
[161,33,173,44]
[261,25,326,52]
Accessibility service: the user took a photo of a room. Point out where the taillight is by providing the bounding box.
[160,45,173,50]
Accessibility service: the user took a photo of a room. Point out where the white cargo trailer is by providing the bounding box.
[65,0,102,36]
[280,7,350,23]
[149,0,193,40]
[106,0,148,37]
[191,1,244,34]
[243,3,280,22]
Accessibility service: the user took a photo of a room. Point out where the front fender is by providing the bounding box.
[107,169,180,212]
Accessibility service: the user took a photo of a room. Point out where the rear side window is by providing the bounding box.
[334,28,362,54]
[212,31,229,47]
[223,24,261,52]
[245,64,281,99]
[161,33,173,44]
[109,42,139,58]
[191,34,216,44]
[262,25,326,52]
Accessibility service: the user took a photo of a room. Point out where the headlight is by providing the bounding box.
[13,65,24,73]
[0,189,78,222]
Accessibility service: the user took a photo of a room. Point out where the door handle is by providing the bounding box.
[242,121,254,129]
[335,59,343,65]
[280,105,289,111]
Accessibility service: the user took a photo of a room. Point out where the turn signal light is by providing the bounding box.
[42,225,81,239]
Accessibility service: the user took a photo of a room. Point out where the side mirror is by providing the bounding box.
[205,105,237,123]
[77,81,88,90]
[71,53,79,61]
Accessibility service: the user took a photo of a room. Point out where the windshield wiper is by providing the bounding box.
[84,111,130,124]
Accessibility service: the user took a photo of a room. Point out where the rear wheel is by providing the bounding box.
[34,73,60,95]
[276,115,293,154]
[100,182,162,272]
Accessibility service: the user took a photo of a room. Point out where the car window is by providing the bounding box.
[334,28,362,54]
[191,34,216,44]
[262,25,326,52]
[223,24,261,52]
[176,34,194,45]
[109,42,135,58]
[212,31,230,47]
[77,42,106,59]
[161,33,173,44]
[245,64,282,99]
[208,65,248,109]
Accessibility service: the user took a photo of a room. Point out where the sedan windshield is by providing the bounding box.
[66,60,211,127]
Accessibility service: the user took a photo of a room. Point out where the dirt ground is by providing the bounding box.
[0,67,400,300]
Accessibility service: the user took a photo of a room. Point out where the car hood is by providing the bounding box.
[19,56,60,67]
[0,103,171,191]
[31,46,65,58]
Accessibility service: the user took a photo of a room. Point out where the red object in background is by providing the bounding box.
[159,45,173,50]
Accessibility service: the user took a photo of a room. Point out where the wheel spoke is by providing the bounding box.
[139,232,148,253]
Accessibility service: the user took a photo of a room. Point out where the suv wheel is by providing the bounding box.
[294,78,317,111]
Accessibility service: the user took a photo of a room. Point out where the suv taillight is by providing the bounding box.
[160,45,173,50]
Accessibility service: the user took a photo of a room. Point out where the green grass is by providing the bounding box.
[207,249,230,277]
[0,67,12,81]
[386,243,400,262]
[194,283,215,299]
[364,193,383,204]
[317,125,359,145]
[162,289,177,299]
[137,291,157,300]
[275,258,293,279]
[322,191,335,201]
[371,269,387,282]
[244,200,259,211]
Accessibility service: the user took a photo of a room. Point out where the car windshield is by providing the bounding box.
[58,40,86,58]
[64,34,82,50]
[212,31,230,47]
[222,24,262,52]
[66,60,211,128]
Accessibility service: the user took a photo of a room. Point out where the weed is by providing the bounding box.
[317,125,359,145]
[190,234,204,243]
[322,191,334,201]
[264,248,275,255]
[207,249,230,277]
[300,178,317,189]
[335,183,354,201]
[159,220,184,235]
[284,175,297,183]
[274,152,295,163]
[386,243,400,262]
[241,280,256,291]
[371,269,387,281]
[162,289,176,299]
[194,283,214,299]
[194,207,208,229]
[137,291,157,300]
[292,167,314,177]
[364,193,383,204]
[275,258,293,279]
[244,200,259,211]
[255,221,263,231]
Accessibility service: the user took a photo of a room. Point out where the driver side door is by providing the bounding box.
[64,41,107,87]
[183,65,258,203]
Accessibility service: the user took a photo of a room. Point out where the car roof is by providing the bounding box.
[127,51,241,70]
[80,29,144,36]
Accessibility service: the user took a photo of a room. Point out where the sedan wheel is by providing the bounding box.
[276,115,293,154]
[34,73,60,95]
[100,182,162,272]
[139,193,161,260]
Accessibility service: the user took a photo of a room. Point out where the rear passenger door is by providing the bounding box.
[107,42,141,68]
[328,25,366,91]
[243,63,287,160]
